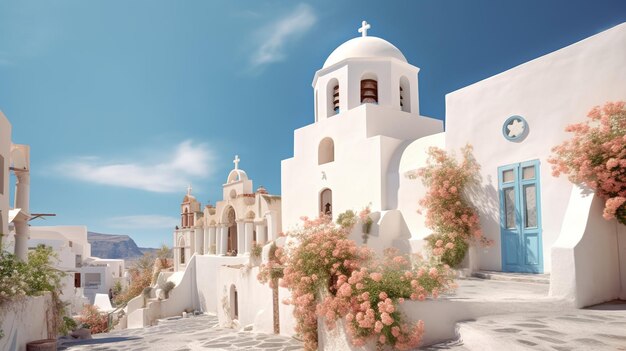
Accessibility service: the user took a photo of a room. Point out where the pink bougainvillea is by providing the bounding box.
[417,145,492,267]
[258,215,455,350]
[549,101,626,225]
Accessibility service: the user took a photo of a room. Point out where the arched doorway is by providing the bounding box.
[230,284,238,320]
[320,188,332,218]
[225,207,237,255]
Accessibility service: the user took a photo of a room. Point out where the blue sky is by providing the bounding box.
[1,0,625,248]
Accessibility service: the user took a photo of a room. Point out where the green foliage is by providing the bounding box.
[163,281,175,299]
[0,244,64,303]
[426,234,468,267]
[336,210,357,229]
[59,316,78,335]
[25,245,63,294]
[251,241,263,258]
[114,252,155,306]
[112,280,123,296]
[0,245,67,336]
[156,244,173,260]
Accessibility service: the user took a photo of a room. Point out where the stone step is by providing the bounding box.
[472,270,550,284]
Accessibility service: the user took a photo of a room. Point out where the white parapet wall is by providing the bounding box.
[549,186,625,307]
[318,293,568,350]
[216,264,274,332]
[0,294,53,351]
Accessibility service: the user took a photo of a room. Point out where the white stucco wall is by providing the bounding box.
[396,132,446,241]
[282,103,442,231]
[215,265,274,332]
[194,254,248,314]
[0,294,52,351]
[445,22,626,273]
[549,186,625,307]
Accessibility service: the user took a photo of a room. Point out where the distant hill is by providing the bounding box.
[88,232,157,260]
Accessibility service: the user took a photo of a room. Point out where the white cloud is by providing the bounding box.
[59,140,214,193]
[250,3,317,67]
[107,215,180,229]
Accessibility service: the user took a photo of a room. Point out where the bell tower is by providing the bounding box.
[312,21,420,122]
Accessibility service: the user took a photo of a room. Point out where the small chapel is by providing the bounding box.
[173,155,281,272]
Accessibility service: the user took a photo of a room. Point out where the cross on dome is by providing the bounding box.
[187,184,192,196]
[358,20,371,37]
[233,155,240,170]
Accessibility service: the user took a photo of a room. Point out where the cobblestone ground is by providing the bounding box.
[58,301,626,350]
[423,300,626,350]
[58,314,302,351]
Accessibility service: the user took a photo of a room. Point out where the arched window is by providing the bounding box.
[400,76,411,112]
[361,76,378,104]
[327,78,340,117]
[182,208,188,228]
[320,188,332,218]
[178,237,186,264]
[318,138,334,165]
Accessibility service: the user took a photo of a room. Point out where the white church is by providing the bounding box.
[123,20,625,346]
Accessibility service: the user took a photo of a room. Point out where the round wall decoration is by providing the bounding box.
[502,115,528,141]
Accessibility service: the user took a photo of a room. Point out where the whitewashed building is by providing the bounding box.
[124,158,282,331]
[282,21,626,309]
[29,225,126,307]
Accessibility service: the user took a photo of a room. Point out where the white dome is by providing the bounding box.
[323,36,407,68]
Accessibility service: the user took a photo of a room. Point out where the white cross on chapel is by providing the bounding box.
[233,155,240,170]
[358,20,371,37]
[187,184,192,196]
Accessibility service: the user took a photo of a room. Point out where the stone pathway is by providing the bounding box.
[423,300,626,350]
[58,314,302,351]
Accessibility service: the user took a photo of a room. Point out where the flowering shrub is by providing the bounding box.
[359,207,374,244]
[0,250,29,304]
[77,304,109,334]
[114,252,155,305]
[1,245,67,337]
[417,146,491,267]
[336,210,357,229]
[549,101,626,225]
[0,245,63,303]
[259,215,455,350]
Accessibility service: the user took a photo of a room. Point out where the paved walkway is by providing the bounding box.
[58,280,625,350]
[424,300,626,351]
[58,314,302,351]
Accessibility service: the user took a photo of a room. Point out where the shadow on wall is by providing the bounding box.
[465,173,501,264]
[197,291,207,314]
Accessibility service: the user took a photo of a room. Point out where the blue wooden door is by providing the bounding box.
[498,160,543,273]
